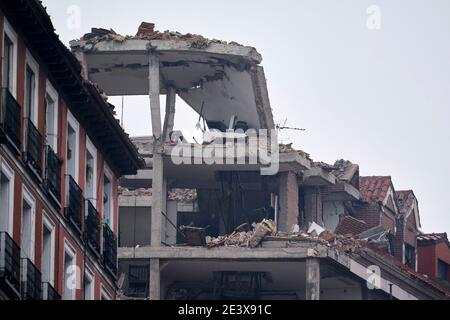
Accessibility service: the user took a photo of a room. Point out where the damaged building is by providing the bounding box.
[69,23,450,300]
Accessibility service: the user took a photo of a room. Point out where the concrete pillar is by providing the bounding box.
[305,258,320,300]
[162,86,176,142]
[278,171,299,232]
[149,258,160,300]
[149,52,163,248]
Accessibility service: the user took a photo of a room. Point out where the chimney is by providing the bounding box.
[394,214,406,262]
[136,22,156,37]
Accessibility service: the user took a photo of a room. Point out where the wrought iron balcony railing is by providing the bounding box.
[24,118,43,179]
[21,258,42,300]
[103,223,117,277]
[65,175,83,234]
[42,282,60,300]
[0,232,21,299]
[85,200,101,258]
[0,88,21,154]
[44,145,62,205]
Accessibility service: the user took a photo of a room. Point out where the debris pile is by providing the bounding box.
[118,187,197,203]
[118,186,152,197]
[79,22,242,49]
[168,189,197,203]
[207,220,276,249]
[205,219,367,255]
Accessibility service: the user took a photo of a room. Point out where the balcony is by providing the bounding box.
[65,175,83,234]
[42,282,60,300]
[0,232,21,299]
[24,118,44,180]
[103,223,117,277]
[44,146,62,206]
[21,258,42,300]
[0,88,21,154]
[85,200,101,258]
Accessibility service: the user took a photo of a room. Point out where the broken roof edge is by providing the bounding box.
[70,38,263,65]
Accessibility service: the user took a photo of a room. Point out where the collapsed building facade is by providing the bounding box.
[70,23,450,300]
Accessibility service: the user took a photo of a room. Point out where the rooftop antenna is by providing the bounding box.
[276,118,306,132]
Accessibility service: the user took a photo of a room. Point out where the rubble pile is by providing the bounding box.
[79,22,242,49]
[118,186,152,197]
[168,189,197,203]
[205,219,367,255]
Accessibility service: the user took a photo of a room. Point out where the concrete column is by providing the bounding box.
[149,258,160,300]
[278,171,299,232]
[162,86,176,142]
[305,258,320,300]
[149,52,163,248]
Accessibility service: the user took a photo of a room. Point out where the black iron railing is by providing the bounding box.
[85,200,101,258]
[65,175,83,234]
[44,146,62,205]
[0,88,21,154]
[42,282,60,300]
[24,118,43,178]
[0,232,21,298]
[21,258,42,300]
[103,223,117,277]
[127,265,149,298]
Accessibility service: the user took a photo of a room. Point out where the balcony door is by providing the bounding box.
[45,81,58,153]
[21,186,36,262]
[66,111,79,182]
[0,162,14,234]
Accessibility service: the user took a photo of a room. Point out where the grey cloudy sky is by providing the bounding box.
[42,0,450,234]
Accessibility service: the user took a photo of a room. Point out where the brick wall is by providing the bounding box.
[278,171,299,232]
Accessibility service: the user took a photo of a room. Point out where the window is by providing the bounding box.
[404,244,416,270]
[127,265,149,298]
[45,81,58,152]
[41,216,56,286]
[2,18,17,97]
[66,111,79,182]
[2,35,13,89]
[21,186,36,262]
[437,259,449,281]
[84,268,94,300]
[103,165,113,226]
[0,160,14,234]
[24,51,39,126]
[85,138,97,207]
[62,241,77,300]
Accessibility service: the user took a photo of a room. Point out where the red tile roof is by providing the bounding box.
[359,176,392,203]
[418,233,449,247]
[365,243,450,297]
[335,216,369,236]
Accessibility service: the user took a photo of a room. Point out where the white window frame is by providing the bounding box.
[2,17,18,98]
[66,110,80,182]
[103,163,114,228]
[63,240,77,300]
[84,267,95,300]
[0,159,15,235]
[42,214,56,286]
[21,185,36,262]
[24,49,39,126]
[85,137,97,207]
[45,80,59,152]
[100,285,112,300]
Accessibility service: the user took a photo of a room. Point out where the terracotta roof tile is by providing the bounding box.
[359,176,392,203]
[335,216,369,236]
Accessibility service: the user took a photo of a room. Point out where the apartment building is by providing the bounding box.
[67,22,449,299]
[0,0,141,300]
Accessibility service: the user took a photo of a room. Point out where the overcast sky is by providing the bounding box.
[42,0,450,234]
